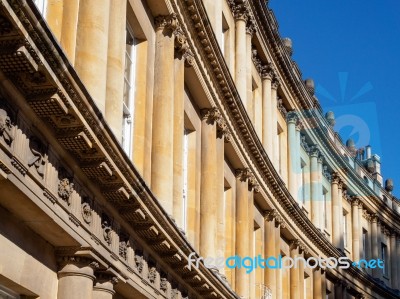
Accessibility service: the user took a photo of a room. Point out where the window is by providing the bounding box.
[381,243,388,276]
[343,210,348,248]
[122,24,136,157]
[33,0,46,14]
[182,129,189,231]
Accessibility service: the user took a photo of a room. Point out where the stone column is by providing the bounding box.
[235,168,251,298]
[377,221,383,280]
[261,67,273,156]
[275,219,283,299]
[264,211,277,296]
[396,234,400,290]
[60,0,79,64]
[75,0,110,114]
[313,268,325,299]
[246,21,256,121]
[105,0,127,141]
[172,31,186,228]
[390,232,398,289]
[46,0,63,40]
[271,78,279,168]
[57,256,98,299]
[290,241,300,299]
[331,174,341,249]
[351,197,361,261]
[199,108,219,258]
[93,273,117,299]
[233,5,248,106]
[371,214,379,278]
[298,249,305,299]
[310,146,321,229]
[151,14,178,215]
[287,111,299,202]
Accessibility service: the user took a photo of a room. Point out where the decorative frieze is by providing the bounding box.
[81,200,92,224]
[101,214,113,246]
[27,136,46,177]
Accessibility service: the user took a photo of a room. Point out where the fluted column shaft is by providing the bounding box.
[351,198,361,261]
[261,73,273,156]
[264,213,277,296]
[290,243,300,299]
[287,112,299,202]
[105,0,127,141]
[75,0,110,114]
[310,148,321,229]
[60,0,79,64]
[151,15,177,215]
[199,108,218,258]
[390,233,398,289]
[235,168,250,298]
[234,14,247,106]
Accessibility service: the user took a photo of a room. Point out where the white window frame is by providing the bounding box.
[122,24,136,158]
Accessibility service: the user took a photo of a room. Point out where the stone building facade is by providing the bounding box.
[0,0,399,298]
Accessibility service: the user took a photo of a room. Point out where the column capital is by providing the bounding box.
[154,13,179,33]
[174,27,194,67]
[261,63,275,80]
[264,209,280,222]
[235,167,252,182]
[248,173,260,193]
[289,239,301,250]
[286,110,299,125]
[350,196,362,208]
[200,107,221,124]
[246,17,257,36]
[370,213,379,223]
[230,2,249,22]
[317,153,324,164]
[331,172,342,185]
[310,145,320,158]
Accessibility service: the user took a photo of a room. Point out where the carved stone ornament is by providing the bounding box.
[81,202,92,224]
[101,218,112,245]
[160,277,168,292]
[135,254,144,273]
[58,178,74,204]
[0,108,14,145]
[28,136,46,177]
[148,266,157,283]
[200,107,221,125]
[119,233,130,260]
[154,13,178,34]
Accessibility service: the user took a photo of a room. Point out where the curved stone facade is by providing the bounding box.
[0,0,398,298]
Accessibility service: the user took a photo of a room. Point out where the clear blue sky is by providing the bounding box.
[269,0,400,197]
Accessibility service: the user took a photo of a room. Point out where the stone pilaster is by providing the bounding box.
[233,3,248,108]
[351,197,361,261]
[199,108,219,258]
[290,240,300,299]
[151,14,179,215]
[310,146,321,229]
[235,168,251,298]
[313,268,326,299]
[275,217,284,299]
[261,65,274,157]
[105,0,127,141]
[370,214,379,278]
[271,77,279,168]
[264,210,277,296]
[246,19,256,121]
[287,111,299,202]
[75,0,111,114]
[390,231,398,289]
[331,173,342,248]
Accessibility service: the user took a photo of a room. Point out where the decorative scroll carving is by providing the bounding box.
[160,277,168,292]
[235,168,252,182]
[28,136,46,177]
[246,17,257,36]
[148,266,157,284]
[248,173,260,193]
[310,145,320,158]
[286,110,298,124]
[300,134,310,153]
[174,26,194,67]
[216,115,232,143]
[271,77,280,90]
[277,98,287,118]
[119,232,130,261]
[135,252,144,273]
[322,165,331,181]
[58,177,74,204]
[0,108,13,145]
[230,2,249,22]
[200,107,221,125]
